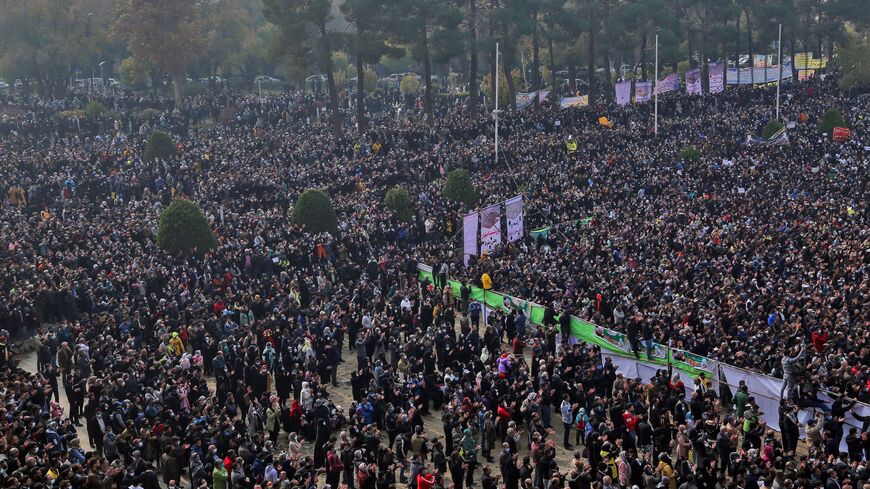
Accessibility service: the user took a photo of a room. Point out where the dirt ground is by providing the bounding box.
[17,323,804,488]
[17,326,581,486]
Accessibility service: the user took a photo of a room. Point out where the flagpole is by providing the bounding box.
[776,23,782,121]
[494,41,500,167]
[654,30,659,136]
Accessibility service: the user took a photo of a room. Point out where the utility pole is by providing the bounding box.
[775,23,782,121]
[654,30,659,136]
[494,41,500,167]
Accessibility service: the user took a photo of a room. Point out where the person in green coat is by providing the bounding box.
[460,428,479,486]
[733,382,750,417]
[266,403,279,443]
[212,460,229,489]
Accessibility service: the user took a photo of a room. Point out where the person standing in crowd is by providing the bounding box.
[0,66,867,489]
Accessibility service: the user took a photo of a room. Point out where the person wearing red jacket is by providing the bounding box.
[623,405,639,436]
[812,329,829,353]
[417,469,436,489]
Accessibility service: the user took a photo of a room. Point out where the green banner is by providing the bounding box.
[418,268,713,378]
[529,226,551,239]
[529,217,593,240]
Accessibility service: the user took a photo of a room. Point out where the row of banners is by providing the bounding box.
[607,60,805,107]
[463,195,524,265]
[418,263,870,451]
[541,54,822,110]
[614,62,727,106]
[516,90,550,110]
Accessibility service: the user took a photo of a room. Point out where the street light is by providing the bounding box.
[494,41,500,168]
[654,28,660,136]
[775,23,782,121]
[86,13,94,95]
[99,61,106,94]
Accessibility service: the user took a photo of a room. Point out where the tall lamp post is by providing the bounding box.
[99,61,106,94]
[494,41,500,167]
[775,23,782,121]
[654,28,660,136]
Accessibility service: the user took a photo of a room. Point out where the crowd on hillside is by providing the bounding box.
[0,73,867,489]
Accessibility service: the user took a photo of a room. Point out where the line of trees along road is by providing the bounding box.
[1,0,868,136]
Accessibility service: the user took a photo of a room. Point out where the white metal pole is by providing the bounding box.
[654,33,659,136]
[495,41,500,167]
[776,23,782,121]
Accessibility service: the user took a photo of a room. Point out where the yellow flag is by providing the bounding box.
[598,116,612,128]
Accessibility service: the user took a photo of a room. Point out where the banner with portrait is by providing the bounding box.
[516,90,550,110]
[479,204,502,254]
[635,81,653,103]
[505,195,523,243]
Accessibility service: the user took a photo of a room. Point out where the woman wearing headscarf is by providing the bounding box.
[287,432,303,460]
[460,428,479,486]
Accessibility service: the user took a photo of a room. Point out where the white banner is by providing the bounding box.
[505,195,523,243]
[463,211,478,266]
[726,63,794,85]
[720,365,783,431]
[685,69,702,95]
[819,392,868,454]
[601,353,696,399]
[615,81,631,106]
[480,204,502,255]
[708,62,725,93]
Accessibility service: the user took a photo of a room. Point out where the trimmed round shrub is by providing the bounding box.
[292,189,339,235]
[385,185,413,222]
[144,132,177,162]
[818,108,848,136]
[443,168,478,208]
[84,101,108,119]
[678,146,701,164]
[157,198,218,257]
[400,75,421,95]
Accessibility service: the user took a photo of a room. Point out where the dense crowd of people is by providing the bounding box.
[0,72,867,489]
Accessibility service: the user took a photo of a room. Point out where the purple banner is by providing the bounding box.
[708,62,724,93]
[654,73,679,95]
[635,81,652,103]
[463,211,478,266]
[685,69,702,95]
[615,81,631,106]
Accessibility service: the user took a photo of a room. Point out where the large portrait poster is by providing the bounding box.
[505,195,523,242]
[480,204,502,254]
